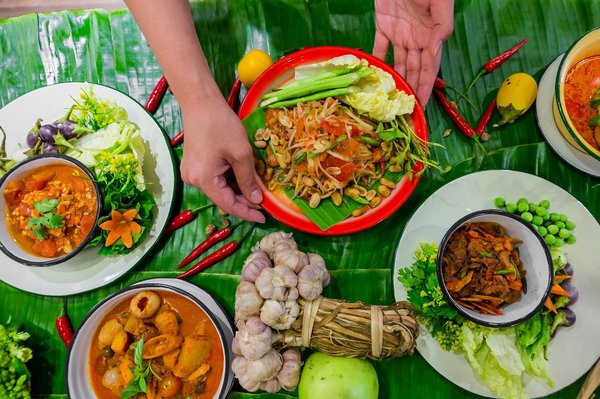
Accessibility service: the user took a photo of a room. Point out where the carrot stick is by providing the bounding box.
[550,283,570,297]
[545,297,558,314]
[554,275,573,281]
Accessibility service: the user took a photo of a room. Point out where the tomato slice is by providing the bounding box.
[320,120,345,136]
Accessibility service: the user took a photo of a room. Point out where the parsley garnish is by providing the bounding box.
[27,199,64,240]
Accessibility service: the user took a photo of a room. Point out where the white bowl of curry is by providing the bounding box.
[67,282,231,399]
[437,209,553,328]
[0,153,102,266]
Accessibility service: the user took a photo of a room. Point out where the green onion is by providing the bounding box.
[494,269,515,275]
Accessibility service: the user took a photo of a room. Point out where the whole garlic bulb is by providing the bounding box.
[277,348,302,391]
[235,317,273,360]
[274,247,308,273]
[307,253,330,286]
[260,299,299,330]
[254,232,293,257]
[297,263,328,300]
[241,250,272,283]
[255,265,298,301]
[259,378,281,393]
[234,349,283,392]
[235,282,264,323]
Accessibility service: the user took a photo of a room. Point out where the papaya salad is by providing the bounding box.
[245,55,440,230]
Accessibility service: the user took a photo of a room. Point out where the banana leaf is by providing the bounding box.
[0,1,598,398]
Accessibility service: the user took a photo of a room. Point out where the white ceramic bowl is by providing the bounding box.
[66,281,232,398]
[553,27,600,161]
[0,154,102,266]
[437,209,552,327]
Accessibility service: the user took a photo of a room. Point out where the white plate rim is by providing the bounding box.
[535,54,600,177]
[392,169,600,398]
[0,82,177,296]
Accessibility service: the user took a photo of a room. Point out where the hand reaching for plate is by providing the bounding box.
[180,97,266,224]
[373,0,454,105]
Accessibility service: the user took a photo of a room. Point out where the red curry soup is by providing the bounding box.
[89,290,224,399]
[3,164,98,258]
[564,54,600,150]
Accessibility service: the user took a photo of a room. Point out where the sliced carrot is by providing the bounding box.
[545,297,558,314]
[550,283,570,297]
[554,275,573,281]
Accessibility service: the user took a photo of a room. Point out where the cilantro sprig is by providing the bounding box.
[121,338,161,399]
[27,199,63,240]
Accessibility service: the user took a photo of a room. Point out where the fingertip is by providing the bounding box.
[249,188,263,204]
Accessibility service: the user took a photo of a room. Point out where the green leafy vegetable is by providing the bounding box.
[27,199,64,240]
[0,322,32,399]
[70,87,127,131]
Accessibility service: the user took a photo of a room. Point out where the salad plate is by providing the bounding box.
[392,169,600,398]
[0,82,176,296]
[536,54,600,177]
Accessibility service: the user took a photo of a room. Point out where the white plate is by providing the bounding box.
[536,55,600,177]
[0,82,176,296]
[393,170,600,398]
[132,278,235,395]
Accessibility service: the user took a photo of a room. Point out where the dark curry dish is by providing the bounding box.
[440,222,527,316]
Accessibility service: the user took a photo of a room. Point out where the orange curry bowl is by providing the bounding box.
[0,153,102,266]
[553,27,600,161]
[238,46,428,236]
[66,281,232,399]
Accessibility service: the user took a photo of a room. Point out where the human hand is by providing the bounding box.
[180,97,266,223]
[373,0,454,105]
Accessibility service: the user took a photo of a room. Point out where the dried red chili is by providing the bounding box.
[170,130,184,147]
[177,225,235,269]
[145,75,169,114]
[476,97,497,136]
[176,241,239,279]
[165,204,214,233]
[433,89,476,139]
[56,298,74,348]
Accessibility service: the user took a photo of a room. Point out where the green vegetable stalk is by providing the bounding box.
[0,322,32,399]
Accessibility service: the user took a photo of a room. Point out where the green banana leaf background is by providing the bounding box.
[0,0,599,398]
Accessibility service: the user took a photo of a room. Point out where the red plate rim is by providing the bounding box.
[238,46,428,236]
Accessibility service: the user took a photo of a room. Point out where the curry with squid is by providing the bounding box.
[89,290,224,399]
[440,222,527,316]
[3,164,97,258]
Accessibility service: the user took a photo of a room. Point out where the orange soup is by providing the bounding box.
[564,54,600,150]
[89,290,224,399]
[3,164,97,258]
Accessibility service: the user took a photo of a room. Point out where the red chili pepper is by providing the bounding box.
[56,298,74,348]
[176,240,239,279]
[178,226,233,269]
[165,204,214,234]
[227,77,242,112]
[483,38,527,74]
[145,75,169,114]
[433,89,476,139]
[476,97,497,135]
[170,130,184,147]
[462,38,527,97]
[434,76,447,89]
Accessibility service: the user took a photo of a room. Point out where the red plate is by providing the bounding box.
[238,46,428,235]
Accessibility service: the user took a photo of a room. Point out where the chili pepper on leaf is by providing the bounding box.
[475,97,497,139]
[56,297,74,348]
[435,77,477,108]
[170,130,184,147]
[165,204,214,234]
[177,223,242,269]
[144,75,169,114]
[462,38,528,97]
[177,241,239,279]
[433,89,476,139]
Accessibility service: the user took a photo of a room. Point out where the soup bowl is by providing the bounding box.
[553,27,600,161]
[0,153,102,266]
[67,281,232,398]
[436,209,553,328]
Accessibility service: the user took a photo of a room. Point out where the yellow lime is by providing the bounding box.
[237,49,273,87]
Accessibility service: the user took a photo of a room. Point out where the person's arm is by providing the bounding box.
[373,0,454,105]
[125,0,265,223]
